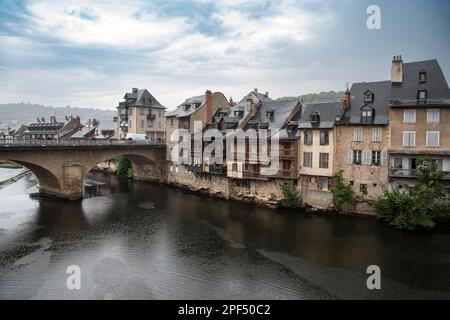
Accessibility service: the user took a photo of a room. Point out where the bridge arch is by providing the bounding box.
[2,159,63,196]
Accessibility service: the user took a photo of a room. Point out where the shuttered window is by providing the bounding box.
[372,128,382,142]
[354,128,362,142]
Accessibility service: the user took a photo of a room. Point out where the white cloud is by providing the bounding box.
[1,0,340,109]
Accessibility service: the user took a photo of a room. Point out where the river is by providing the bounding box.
[0,169,449,299]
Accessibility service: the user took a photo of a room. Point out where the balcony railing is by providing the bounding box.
[279,149,296,158]
[147,113,156,120]
[389,169,450,180]
[206,165,225,175]
[187,164,203,173]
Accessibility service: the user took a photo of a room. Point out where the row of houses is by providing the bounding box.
[159,56,450,213]
[0,116,116,141]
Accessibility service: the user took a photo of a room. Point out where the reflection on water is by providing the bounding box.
[0,171,449,299]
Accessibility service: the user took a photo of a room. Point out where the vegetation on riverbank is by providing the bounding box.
[0,160,22,169]
[280,182,304,209]
[332,171,357,212]
[117,156,133,179]
[375,159,450,231]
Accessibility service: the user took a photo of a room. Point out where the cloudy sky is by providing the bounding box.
[0,0,449,111]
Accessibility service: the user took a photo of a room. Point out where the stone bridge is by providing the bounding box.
[0,140,166,200]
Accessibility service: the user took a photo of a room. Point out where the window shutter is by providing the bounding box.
[362,150,370,165]
[347,149,353,164]
[381,151,387,166]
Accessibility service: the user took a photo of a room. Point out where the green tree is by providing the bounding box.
[117,156,132,179]
[280,182,304,209]
[332,171,357,212]
[376,159,449,231]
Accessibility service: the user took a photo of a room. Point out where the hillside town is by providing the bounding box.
[1,56,449,215]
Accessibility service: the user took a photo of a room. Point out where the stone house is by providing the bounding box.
[388,56,450,193]
[117,88,166,141]
[298,102,342,208]
[334,81,391,203]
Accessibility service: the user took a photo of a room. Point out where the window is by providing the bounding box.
[158,110,162,117]
[304,130,313,145]
[170,118,174,126]
[303,152,313,167]
[417,90,427,102]
[349,181,354,186]
[394,158,403,169]
[427,109,440,123]
[354,127,362,142]
[319,178,329,191]
[129,108,133,116]
[140,120,144,128]
[419,71,427,83]
[373,128,382,142]
[266,110,274,120]
[319,153,329,169]
[129,120,132,128]
[372,151,381,165]
[429,159,443,171]
[147,120,153,128]
[353,150,362,164]
[140,108,145,116]
[403,131,416,147]
[426,131,440,148]
[320,131,329,145]
[403,110,416,123]
[361,106,374,124]
[360,184,368,195]
[310,112,320,124]
[158,121,161,129]
[364,90,374,102]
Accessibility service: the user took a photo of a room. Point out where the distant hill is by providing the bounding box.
[278,91,345,104]
[0,103,116,129]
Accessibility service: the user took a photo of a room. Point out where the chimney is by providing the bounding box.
[132,88,138,93]
[254,88,258,93]
[41,117,45,123]
[391,55,403,83]
[245,98,254,114]
[265,91,269,98]
[229,97,234,106]
[343,86,351,111]
[50,116,57,124]
[205,90,213,120]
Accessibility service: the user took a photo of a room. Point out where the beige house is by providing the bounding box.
[388,56,450,193]
[335,81,391,201]
[298,102,342,208]
[117,88,166,141]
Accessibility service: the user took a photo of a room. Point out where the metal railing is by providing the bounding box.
[389,168,450,180]
[0,139,166,148]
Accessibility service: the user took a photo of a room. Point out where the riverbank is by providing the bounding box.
[0,168,31,191]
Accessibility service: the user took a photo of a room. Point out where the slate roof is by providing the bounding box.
[390,60,450,107]
[253,99,300,136]
[339,81,391,125]
[26,122,65,133]
[299,101,343,129]
[122,88,165,109]
[166,95,205,118]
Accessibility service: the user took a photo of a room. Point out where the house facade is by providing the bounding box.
[388,56,450,193]
[298,102,342,208]
[117,88,166,141]
[335,81,391,203]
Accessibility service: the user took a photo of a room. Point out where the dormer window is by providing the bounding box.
[419,70,427,83]
[364,90,374,103]
[266,110,274,121]
[310,112,320,124]
[361,105,374,124]
[417,89,427,103]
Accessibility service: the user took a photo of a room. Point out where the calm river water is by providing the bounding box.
[0,169,449,299]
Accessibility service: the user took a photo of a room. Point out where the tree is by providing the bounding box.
[375,159,449,231]
[117,156,132,179]
[332,171,357,212]
[280,182,304,209]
